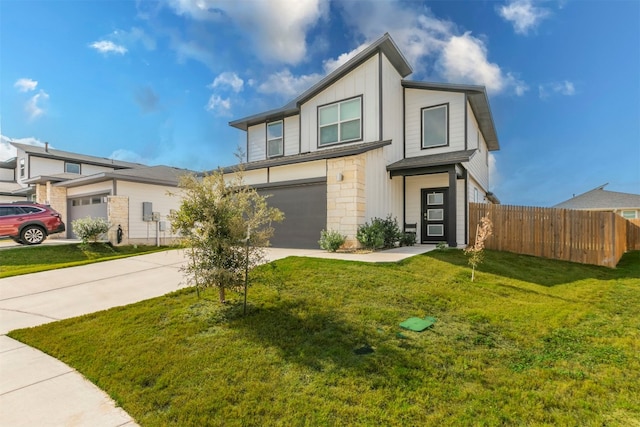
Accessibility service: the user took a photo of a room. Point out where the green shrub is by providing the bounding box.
[379,215,402,248]
[400,232,417,246]
[71,217,110,244]
[357,215,404,250]
[318,229,346,252]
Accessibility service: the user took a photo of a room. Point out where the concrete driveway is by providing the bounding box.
[0,245,432,426]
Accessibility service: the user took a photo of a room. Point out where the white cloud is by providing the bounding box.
[25,90,49,120]
[498,0,551,35]
[205,94,232,116]
[539,80,576,99]
[167,0,328,64]
[438,33,527,95]
[210,72,244,93]
[90,40,128,55]
[14,78,38,92]
[488,152,499,191]
[0,135,45,160]
[257,69,323,98]
[109,148,148,164]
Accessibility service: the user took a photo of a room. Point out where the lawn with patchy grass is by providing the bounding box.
[0,243,170,278]
[9,250,640,426]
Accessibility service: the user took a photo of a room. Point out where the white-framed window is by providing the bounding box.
[427,224,444,236]
[266,121,283,158]
[422,104,448,149]
[19,158,25,178]
[621,210,638,219]
[474,188,479,203]
[318,96,362,146]
[427,192,444,205]
[65,162,81,174]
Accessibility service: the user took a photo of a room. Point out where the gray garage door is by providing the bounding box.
[67,194,109,238]
[257,181,326,249]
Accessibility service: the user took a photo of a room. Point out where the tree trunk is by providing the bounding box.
[218,286,226,303]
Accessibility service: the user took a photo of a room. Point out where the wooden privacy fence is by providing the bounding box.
[469,203,634,268]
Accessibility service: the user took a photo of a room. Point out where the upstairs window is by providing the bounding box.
[19,158,25,178]
[65,162,81,174]
[422,104,448,149]
[318,96,362,147]
[267,121,283,158]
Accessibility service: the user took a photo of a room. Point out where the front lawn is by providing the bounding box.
[9,250,640,426]
[0,243,170,278]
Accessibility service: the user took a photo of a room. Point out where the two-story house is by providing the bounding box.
[224,33,500,249]
[4,141,188,245]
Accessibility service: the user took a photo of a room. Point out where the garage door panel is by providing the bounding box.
[67,195,108,238]
[258,182,326,249]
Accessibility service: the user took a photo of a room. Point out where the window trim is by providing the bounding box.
[421,103,449,150]
[19,158,25,178]
[266,120,284,158]
[65,161,81,174]
[317,95,363,148]
[621,210,638,219]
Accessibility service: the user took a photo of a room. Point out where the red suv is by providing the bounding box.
[0,202,66,245]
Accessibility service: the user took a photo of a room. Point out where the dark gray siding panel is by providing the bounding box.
[258,182,327,249]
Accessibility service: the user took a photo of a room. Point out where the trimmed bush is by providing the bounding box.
[71,217,110,244]
[400,232,417,246]
[318,229,346,252]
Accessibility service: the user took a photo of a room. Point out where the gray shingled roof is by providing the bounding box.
[553,184,640,210]
[386,149,477,176]
[55,165,195,188]
[11,142,145,169]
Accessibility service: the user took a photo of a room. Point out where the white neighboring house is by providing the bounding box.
[2,141,192,245]
[553,183,640,220]
[224,33,500,249]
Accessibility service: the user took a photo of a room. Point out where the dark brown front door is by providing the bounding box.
[421,188,448,243]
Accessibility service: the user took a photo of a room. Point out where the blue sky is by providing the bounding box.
[1,0,638,206]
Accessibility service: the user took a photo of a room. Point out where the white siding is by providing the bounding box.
[284,116,299,156]
[464,102,490,190]
[0,168,13,181]
[300,55,380,153]
[404,89,466,158]
[67,182,113,197]
[29,157,64,177]
[225,169,269,186]
[364,148,402,221]
[381,54,405,163]
[82,164,118,175]
[269,160,326,183]
[117,181,182,241]
[247,123,266,162]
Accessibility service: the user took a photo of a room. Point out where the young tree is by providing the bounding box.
[169,169,283,304]
[464,215,493,282]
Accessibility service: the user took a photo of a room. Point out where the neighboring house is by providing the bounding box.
[224,33,500,249]
[553,183,640,220]
[3,141,191,244]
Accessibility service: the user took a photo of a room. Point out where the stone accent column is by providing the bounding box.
[43,182,67,239]
[107,196,129,245]
[326,154,366,249]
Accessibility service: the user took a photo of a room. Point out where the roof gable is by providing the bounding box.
[230,33,412,131]
[11,142,145,169]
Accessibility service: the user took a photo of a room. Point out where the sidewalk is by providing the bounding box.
[0,245,433,426]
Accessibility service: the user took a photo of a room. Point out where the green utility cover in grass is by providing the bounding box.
[400,316,436,332]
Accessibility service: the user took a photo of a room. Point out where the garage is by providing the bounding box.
[67,194,108,238]
[257,180,326,249]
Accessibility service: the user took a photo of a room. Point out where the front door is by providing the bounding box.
[421,188,448,243]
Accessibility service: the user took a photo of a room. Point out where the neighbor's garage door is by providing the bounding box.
[257,181,326,249]
[67,194,108,238]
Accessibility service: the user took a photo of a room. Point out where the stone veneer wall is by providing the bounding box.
[35,182,67,239]
[107,195,129,245]
[326,154,366,249]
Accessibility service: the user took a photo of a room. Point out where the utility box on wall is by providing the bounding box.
[142,202,153,221]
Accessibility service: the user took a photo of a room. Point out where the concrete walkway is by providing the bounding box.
[0,245,433,426]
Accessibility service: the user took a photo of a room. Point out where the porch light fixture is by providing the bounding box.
[336,173,343,182]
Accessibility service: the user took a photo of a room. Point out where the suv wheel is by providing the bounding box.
[20,225,46,245]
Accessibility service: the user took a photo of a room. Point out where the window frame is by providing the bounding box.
[621,210,638,219]
[65,162,81,174]
[19,158,25,178]
[266,120,284,158]
[317,95,363,148]
[421,103,449,150]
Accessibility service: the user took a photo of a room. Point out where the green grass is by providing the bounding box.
[9,250,640,426]
[0,243,170,278]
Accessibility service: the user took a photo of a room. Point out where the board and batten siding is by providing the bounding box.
[247,123,266,162]
[300,55,380,153]
[117,181,182,241]
[381,54,405,163]
[284,116,299,157]
[404,89,465,159]
[364,148,402,221]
